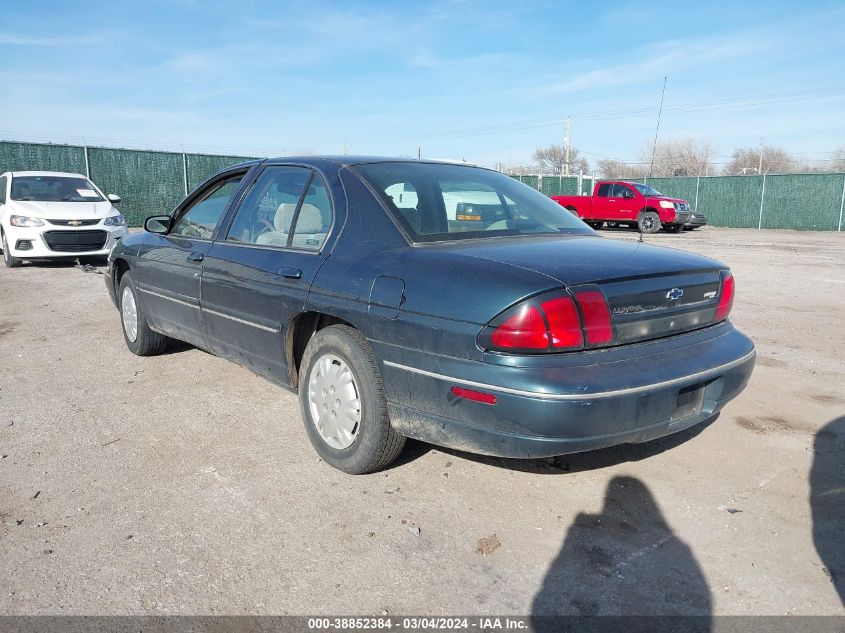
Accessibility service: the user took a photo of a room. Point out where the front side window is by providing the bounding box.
[632,183,663,197]
[10,175,104,202]
[170,174,244,239]
[354,162,592,243]
[611,184,633,198]
[226,166,332,251]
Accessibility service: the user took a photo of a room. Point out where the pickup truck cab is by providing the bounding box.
[552,181,692,234]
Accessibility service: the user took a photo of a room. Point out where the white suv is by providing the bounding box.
[0,171,128,268]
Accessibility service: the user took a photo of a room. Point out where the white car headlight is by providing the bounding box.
[659,201,675,210]
[103,214,126,226]
[9,215,45,227]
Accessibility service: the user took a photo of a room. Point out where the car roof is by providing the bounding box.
[6,170,89,179]
[259,155,479,168]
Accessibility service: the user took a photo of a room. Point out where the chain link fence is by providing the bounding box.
[508,171,845,231]
[2,140,844,230]
[0,140,254,227]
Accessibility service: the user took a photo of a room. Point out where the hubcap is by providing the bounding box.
[121,286,139,342]
[643,217,654,230]
[307,354,361,450]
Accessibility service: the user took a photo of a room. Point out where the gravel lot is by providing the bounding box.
[1,227,843,616]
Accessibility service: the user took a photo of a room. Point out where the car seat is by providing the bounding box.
[255,203,326,248]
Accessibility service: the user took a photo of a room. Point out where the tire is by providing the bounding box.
[299,325,405,474]
[638,211,661,234]
[1,231,22,268]
[118,272,168,356]
[665,224,682,233]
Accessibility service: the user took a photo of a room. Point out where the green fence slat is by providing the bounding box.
[696,176,764,228]
[87,147,185,227]
[0,141,86,174]
[761,174,842,231]
[186,153,254,192]
[645,177,698,207]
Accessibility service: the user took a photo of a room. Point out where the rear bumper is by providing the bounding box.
[685,214,708,227]
[377,323,755,458]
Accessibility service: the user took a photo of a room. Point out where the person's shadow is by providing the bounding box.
[811,415,845,605]
[532,476,711,630]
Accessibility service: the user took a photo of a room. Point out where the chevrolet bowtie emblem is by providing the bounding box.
[666,288,684,301]
[68,220,83,226]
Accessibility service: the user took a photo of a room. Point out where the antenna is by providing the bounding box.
[641,75,668,243]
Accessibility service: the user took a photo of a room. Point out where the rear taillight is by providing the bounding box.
[714,272,734,322]
[489,305,549,350]
[572,289,612,345]
[479,288,613,354]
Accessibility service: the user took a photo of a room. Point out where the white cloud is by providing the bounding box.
[0,33,103,46]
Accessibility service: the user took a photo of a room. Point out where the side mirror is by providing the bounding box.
[107,193,122,204]
[623,190,635,199]
[144,215,172,234]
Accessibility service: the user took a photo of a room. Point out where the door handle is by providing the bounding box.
[187,252,204,262]
[276,267,302,279]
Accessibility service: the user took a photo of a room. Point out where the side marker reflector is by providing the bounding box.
[451,386,497,405]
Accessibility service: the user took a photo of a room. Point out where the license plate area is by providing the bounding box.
[671,383,705,422]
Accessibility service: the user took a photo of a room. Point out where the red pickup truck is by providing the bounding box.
[552,181,692,233]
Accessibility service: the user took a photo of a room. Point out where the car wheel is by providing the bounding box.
[1,231,22,268]
[638,211,661,234]
[299,324,406,474]
[118,272,169,356]
[665,224,682,233]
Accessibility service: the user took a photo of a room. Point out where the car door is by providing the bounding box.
[134,171,247,345]
[199,165,335,384]
[613,184,637,221]
[593,182,615,219]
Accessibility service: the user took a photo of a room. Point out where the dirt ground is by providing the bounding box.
[0,227,843,616]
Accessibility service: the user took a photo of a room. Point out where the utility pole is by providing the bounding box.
[563,116,571,175]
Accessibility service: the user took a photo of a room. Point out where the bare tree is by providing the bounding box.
[723,145,800,175]
[532,145,590,175]
[596,159,647,179]
[829,146,845,172]
[640,139,715,177]
[503,163,538,176]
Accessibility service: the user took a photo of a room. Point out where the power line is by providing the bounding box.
[356,85,845,145]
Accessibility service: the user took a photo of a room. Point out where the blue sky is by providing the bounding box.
[2,0,844,170]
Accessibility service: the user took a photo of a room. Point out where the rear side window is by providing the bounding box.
[226,166,332,251]
[0,176,6,204]
[597,183,611,197]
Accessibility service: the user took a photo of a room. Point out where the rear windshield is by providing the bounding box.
[10,176,104,202]
[353,162,592,243]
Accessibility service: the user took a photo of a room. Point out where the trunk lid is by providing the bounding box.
[431,234,729,346]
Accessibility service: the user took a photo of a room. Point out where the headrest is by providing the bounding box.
[274,203,298,233]
[296,204,323,233]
